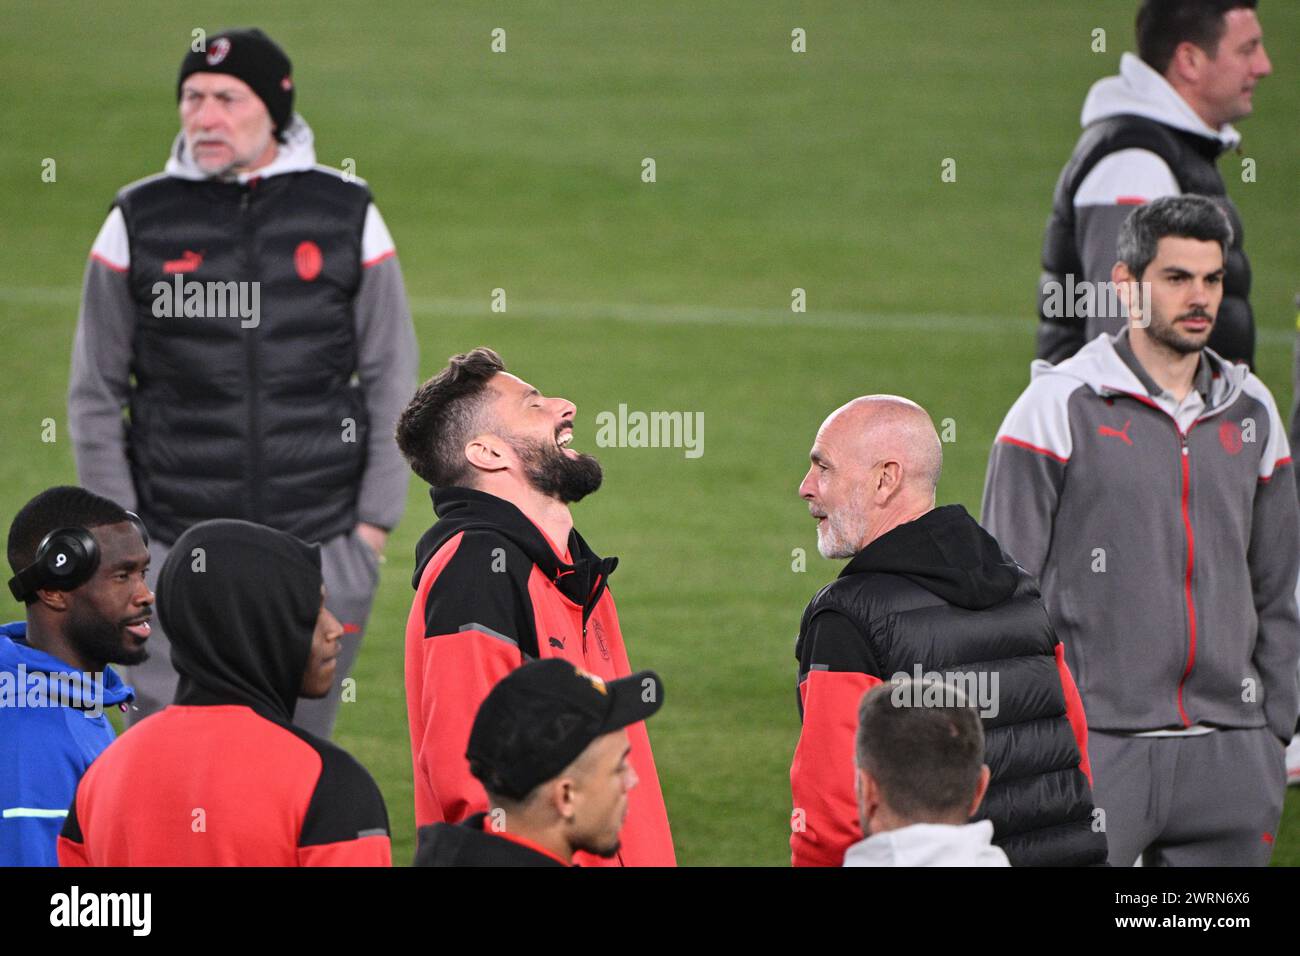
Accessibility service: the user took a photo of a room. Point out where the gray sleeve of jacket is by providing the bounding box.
[980,373,1075,582]
[1075,205,1137,291]
[1290,321,1300,509]
[352,238,418,531]
[1245,380,1300,742]
[1035,205,1133,362]
[67,219,139,512]
[1035,273,1088,365]
[1072,149,1181,343]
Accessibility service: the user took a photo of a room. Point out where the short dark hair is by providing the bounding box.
[855,679,985,822]
[1116,194,1233,279]
[395,348,507,489]
[1137,0,1258,75]
[479,777,543,810]
[7,486,131,577]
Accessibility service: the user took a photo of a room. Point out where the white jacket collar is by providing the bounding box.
[164,113,317,183]
[842,820,1010,867]
[1032,331,1246,411]
[1081,52,1240,150]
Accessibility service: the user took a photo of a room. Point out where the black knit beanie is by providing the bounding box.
[177,28,294,140]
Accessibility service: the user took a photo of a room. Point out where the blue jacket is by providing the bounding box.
[0,621,134,866]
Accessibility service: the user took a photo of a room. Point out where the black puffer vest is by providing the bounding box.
[116,170,372,545]
[797,505,1109,866]
[1037,114,1252,366]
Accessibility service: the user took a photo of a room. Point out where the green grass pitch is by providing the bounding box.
[1,1,1296,866]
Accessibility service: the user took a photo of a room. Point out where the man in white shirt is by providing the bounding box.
[843,679,1010,867]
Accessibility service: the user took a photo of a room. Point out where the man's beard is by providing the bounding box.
[817,512,865,560]
[66,602,149,668]
[185,136,236,179]
[184,134,266,181]
[575,835,621,859]
[509,432,604,504]
[815,486,871,559]
[1146,305,1214,356]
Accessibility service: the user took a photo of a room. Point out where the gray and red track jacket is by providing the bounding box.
[404,487,675,867]
[983,331,1300,744]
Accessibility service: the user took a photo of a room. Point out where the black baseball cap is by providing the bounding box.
[467,659,664,800]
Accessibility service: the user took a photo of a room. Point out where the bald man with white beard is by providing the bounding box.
[790,396,1107,867]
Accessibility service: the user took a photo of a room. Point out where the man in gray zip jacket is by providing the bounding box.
[66,28,418,739]
[983,195,1298,866]
[1034,0,1272,367]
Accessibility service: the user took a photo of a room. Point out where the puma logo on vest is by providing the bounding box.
[1098,419,1133,446]
[163,250,204,274]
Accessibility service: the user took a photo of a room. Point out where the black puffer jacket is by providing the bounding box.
[791,505,1108,867]
[116,168,372,545]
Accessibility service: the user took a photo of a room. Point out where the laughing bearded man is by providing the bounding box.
[395,348,675,867]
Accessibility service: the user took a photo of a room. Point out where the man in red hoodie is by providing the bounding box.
[396,347,675,866]
[58,519,391,866]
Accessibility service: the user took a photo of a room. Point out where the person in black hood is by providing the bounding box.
[789,396,1107,867]
[163,518,336,719]
[58,519,391,866]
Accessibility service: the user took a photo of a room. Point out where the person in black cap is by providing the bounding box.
[67,26,418,740]
[414,659,664,867]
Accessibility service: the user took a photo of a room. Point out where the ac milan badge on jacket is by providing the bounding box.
[1219,420,1243,455]
[295,241,322,281]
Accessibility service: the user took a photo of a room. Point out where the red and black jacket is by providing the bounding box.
[413,813,570,867]
[59,703,391,866]
[404,487,675,867]
[792,505,1106,867]
[58,519,390,866]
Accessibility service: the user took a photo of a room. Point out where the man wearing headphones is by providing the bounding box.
[0,486,152,866]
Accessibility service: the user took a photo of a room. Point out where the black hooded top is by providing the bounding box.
[411,487,618,658]
[413,813,569,867]
[795,505,1108,867]
[158,518,322,723]
[59,519,392,866]
[838,503,1020,611]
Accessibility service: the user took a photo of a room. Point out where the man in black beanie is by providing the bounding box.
[174,27,298,173]
[67,27,419,740]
